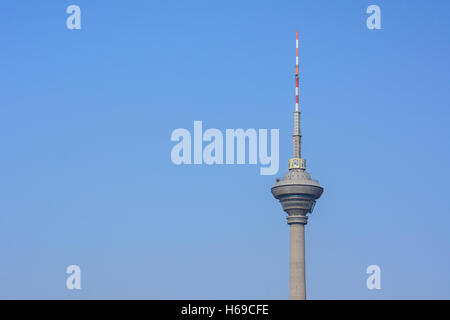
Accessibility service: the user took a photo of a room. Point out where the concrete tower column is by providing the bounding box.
[287,214,307,300]
[289,222,306,300]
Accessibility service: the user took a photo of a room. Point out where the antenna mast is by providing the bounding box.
[290,31,306,170]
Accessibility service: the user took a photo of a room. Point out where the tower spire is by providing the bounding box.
[290,31,305,170]
[295,30,299,113]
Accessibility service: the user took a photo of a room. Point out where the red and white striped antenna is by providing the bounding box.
[295,31,299,112]
[291,30,303,167]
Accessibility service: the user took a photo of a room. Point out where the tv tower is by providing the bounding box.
[271,31,324,300]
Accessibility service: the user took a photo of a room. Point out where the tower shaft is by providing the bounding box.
[289,222,306,299]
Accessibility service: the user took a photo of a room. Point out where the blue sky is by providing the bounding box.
[1,0,449,299]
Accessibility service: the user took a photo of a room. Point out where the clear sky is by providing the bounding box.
[1,0,449,299]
